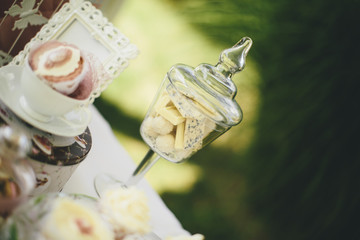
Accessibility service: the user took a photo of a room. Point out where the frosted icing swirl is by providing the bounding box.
[28,41,92,97]
[34,46,81,78]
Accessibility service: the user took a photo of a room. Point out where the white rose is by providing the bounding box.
[41,197,114,240]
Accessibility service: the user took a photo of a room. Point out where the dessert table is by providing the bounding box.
[62,105,190,239]
[0,1,211,238]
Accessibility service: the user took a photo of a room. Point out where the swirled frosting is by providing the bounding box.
[29,41,92,97]
[34,46,81,78]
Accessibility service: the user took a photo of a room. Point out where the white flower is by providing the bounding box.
[100,187,151,236]
[41,197,114,240]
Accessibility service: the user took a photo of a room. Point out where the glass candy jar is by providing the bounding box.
[140,37,252,163]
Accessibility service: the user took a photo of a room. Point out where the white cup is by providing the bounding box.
[20,59,89,122]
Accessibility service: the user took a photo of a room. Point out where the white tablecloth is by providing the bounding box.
[63,105,189,239]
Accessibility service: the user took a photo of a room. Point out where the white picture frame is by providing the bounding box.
[10,0,138,104]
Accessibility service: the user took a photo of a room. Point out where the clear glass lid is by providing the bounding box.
[167,37,253,127]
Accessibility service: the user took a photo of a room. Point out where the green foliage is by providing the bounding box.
[243,0,360,239]
[9,223,17,240]
[161,0,360,239]
[97,0,360,239]
[94,98,142,141]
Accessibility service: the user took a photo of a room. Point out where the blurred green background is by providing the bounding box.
[95,0,360,239]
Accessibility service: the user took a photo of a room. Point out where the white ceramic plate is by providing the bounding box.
[0,65,91,136]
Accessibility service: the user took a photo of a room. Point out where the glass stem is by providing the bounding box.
[126,149,160,186]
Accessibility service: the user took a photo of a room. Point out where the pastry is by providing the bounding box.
[28,41,93,100]
[141,86,216,161]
